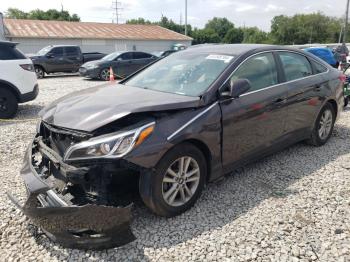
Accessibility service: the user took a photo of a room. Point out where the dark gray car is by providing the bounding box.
[8,44,344,250]
[79,51,157,80]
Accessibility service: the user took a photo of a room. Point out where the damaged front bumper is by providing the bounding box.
[7,137,136,250]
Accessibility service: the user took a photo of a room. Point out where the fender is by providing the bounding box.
[0,79,21,100]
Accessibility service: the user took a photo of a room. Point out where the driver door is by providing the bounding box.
[45,47,66,72]
[114,52,134,77]
[219,52,289,171]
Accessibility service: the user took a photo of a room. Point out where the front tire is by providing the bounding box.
[139,143,207,217]
[0,88,18,119]
[99,68,111,81]
[307,103,335,146]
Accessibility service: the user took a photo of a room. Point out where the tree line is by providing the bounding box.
[5,8,343,45]
[128,13,343,45]
[5,8,80,22]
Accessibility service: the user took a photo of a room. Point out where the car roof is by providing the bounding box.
[0,41,18,47]
[184,44,305,56]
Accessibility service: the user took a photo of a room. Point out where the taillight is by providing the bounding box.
[20,64,34,72]
[339,74,346,83]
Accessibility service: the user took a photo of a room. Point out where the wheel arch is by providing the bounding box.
[0,80,20,101]
[326,99,338,118]
[176,138,212,182]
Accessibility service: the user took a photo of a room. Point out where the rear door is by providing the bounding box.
[132,52,155,71]
[220,52,289,170]
[64,46,83,72]
[277,51,327,136]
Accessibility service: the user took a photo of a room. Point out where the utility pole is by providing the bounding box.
[185,0,188,36]
[343,0,350,44]
[112,1,122,24]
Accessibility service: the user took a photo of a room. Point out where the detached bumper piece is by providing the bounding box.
[7,136,136,250]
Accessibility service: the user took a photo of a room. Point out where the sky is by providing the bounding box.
[0,0,346,31]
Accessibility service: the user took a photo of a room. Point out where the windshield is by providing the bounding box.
[37,46,52,56]
[102,52,121,61]
[124,52,234,96]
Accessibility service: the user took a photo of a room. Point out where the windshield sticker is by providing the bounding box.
[206,55,234,63]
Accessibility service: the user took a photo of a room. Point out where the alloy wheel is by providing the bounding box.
[35,67,44,78]
[162,156,200,207]
[100,69,110,81]
[318,109,333,140]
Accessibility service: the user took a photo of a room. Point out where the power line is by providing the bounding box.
[112,1,123,24]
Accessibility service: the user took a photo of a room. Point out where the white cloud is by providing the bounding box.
[235,4,257,12]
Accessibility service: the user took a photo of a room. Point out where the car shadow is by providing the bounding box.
[0,104,43,126]
[30,123,350,260]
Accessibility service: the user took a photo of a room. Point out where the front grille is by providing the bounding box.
[39,122,91,157]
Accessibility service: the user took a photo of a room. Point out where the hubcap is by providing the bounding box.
[162,156,200,207]
[35,68,43,78]
[101,69,110,80]
[318,109,333,140]
[0,97,8,112]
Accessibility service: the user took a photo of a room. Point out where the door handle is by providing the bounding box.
[273,98,287,105]
[314,85,321,92]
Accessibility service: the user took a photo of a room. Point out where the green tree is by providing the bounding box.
[126,18,152,25]
[242,27,271,44]
[5,8,28,19]
[5,8,80,21]
[223,28,244,43]
[205,17,235,39]
[191,28,221,44]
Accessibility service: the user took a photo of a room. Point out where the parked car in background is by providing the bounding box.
[0,41,38,118]
[342,64,350,106]
[304,47,339,68]
[30,45,106,78]
[152,50,177,58]
[79,51,157,81]
[9,44,344,249]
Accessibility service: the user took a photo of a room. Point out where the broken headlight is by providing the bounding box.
[64,122,155,161]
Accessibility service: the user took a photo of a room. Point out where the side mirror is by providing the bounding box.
[221,79,252,99]
[46,53,54,58]
[117,57,123,61]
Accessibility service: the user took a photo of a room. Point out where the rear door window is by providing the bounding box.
[0,45,26,60]
[65,47,79,56]
[279,52,313,81]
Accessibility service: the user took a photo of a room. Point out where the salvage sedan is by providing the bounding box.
[8,44,344,250]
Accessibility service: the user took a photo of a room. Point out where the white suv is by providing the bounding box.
[0,41,39,118]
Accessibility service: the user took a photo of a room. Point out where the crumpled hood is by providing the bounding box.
[40,83,201,132]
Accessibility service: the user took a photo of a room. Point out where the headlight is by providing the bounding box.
[64,122,155,161]
[86,64,99,69]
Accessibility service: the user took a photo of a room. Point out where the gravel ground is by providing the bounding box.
[1,75,350,261]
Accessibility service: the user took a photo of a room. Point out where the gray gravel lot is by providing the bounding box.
[1,75,350,261]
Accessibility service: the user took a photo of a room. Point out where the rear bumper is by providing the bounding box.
[19,84,39,103]
[7,137,135,250]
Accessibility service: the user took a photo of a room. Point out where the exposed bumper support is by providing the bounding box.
[7,137,136,250]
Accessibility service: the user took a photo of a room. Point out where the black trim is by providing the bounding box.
[0,79,21,100]
[19,84,39,103]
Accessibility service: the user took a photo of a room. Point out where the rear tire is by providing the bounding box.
[0,88,18,119]
[307,103,335,146]
[139,143,207,217]
[35,66,45,79]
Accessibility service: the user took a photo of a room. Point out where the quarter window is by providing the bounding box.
[311,60,328,74]
[279,52,312,81]
[230,52,278,92]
